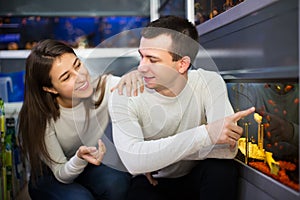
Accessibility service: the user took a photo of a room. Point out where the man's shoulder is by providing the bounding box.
[109,87,149,107]
[190,68,220,76]
[188,68,222,82]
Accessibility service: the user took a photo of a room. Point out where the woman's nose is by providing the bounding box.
[73,69,85,81]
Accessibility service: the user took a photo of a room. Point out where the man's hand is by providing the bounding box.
[206,107,255,148]
[145,172,158,186]
[111,69,144,96]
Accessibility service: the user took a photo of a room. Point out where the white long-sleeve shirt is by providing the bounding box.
[44,75,124,183]
[109,69,236,178]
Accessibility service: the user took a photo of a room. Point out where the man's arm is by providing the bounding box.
[108,70,255,174]
[108,91,212,174]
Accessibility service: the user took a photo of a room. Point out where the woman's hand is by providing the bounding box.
[111,69,144,96]
[77,139,106,165]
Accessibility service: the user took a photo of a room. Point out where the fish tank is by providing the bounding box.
[196,0,299,199]
[228,81,299,191]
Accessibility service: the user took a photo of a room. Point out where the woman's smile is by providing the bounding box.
[76,81,89,91]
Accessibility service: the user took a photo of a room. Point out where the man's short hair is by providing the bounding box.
[141,15,200,63]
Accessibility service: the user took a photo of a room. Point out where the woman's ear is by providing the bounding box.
[43,86,58,94]
[178,56,191,74]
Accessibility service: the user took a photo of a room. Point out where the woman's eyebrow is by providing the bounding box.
[73,57,79,66]
[58,57,79,80]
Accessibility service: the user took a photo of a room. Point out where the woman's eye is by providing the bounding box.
[62,75,70,81]
[75,62,81,70]
[61,75,70,82]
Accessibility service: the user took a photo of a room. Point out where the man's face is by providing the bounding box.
[138,34,182,95]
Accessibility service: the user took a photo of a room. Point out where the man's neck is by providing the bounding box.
[156,74,188,97]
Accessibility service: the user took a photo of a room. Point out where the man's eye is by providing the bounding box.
[150,59,158,63]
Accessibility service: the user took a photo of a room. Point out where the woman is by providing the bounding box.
[18,39,141,199]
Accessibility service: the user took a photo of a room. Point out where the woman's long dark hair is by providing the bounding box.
[18,39,106,181]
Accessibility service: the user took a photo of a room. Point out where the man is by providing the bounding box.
[109,15,254,200]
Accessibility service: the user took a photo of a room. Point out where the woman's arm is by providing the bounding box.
[44,126,106,183]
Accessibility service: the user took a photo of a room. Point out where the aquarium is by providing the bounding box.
[227,81,299,191]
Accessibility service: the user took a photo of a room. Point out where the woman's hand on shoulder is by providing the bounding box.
[77,139,106,165]
[111,69,144,96]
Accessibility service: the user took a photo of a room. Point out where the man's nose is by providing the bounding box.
[138,63,149,73]
[138,58,149,72]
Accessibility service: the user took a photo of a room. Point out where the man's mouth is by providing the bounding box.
[143,76,154,82]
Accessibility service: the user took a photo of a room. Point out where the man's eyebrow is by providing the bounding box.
[138,49,160,59]
[138,49,146,57]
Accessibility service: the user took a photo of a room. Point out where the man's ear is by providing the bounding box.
[43,86,58,94]
[178,56,191,74]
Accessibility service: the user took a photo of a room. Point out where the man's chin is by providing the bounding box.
[145,83,155,89]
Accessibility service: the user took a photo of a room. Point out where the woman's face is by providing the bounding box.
[45,53,93,107]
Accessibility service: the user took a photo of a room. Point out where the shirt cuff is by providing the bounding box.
[72,153,88,167]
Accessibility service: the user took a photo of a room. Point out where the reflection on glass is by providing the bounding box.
[227,82,299,191]
[0,16,150,50]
